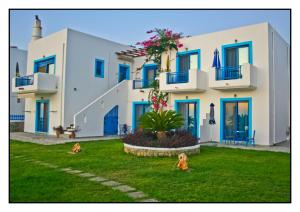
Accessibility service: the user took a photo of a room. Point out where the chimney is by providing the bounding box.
[31,15,42,41]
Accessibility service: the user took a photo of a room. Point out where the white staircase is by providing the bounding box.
[73,80,130,137]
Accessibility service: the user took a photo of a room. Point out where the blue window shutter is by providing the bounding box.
[95,59,104,78]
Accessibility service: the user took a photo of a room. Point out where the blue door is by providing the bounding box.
[35,100,49,133]
[118,64,130,83]
[104,106,118,135]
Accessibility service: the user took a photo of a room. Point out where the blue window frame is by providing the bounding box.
[176,49,201,72]
[34,55,56,74]
[220,97,252,143]
[95,59,104,78]
[174,99,200,138]
[222,41,253,68]
[118,64,130,83]
[132,101,151,131]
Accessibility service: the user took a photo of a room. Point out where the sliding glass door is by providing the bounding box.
[176,101,198,137]
[223,101,249,140]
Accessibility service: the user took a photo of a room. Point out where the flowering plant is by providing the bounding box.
[136,28,183,72]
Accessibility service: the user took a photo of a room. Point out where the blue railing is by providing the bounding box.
[167,71,189,84]
[15,75,34,87]
[10,115,25,121]
[132,79,155,89]
[215,66,242,80]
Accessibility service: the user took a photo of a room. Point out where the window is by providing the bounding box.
[17,98,21,103]
[34,56,55,74]
[95,59,104,78]
[223,41,252,68]
[177,49,200,72]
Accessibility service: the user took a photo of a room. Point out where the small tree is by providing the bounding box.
[136,29,184,140]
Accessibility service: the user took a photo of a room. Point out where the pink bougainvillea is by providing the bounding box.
[135,28,183,68]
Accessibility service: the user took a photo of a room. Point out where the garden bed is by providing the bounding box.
[122,131,200,157]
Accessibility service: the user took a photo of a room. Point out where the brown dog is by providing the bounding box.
[177,153,188,171]
[72,143,81,153]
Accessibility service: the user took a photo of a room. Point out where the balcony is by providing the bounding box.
[132,79,155,89]
[209,64,257,90]
[12,73,57,95]
[160,69,207,93]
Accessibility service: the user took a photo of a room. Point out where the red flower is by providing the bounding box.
[165,30,172,37]
[146,30,153,34]
[177,43,183,48]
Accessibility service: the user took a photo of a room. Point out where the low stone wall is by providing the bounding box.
[124,143,200,157]
[10,122,24,132]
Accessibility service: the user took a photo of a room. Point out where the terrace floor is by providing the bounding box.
[10,132,290,153]
[10,132,120,145]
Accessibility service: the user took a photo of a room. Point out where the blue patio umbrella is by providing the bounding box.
[209,103,216,142]
[212,48,221,69]
[16,62,20,77]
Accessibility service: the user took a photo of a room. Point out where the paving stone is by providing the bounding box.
[14,155,25,158]
[127,191,147,199]
[77,173,95,178]
[101,180,122,187]
[139,199,159,202]
[47,164,58,168]
[67,170,82,174]
[112,185,136,192]
[89,176,108,182]
[61,167,72,172]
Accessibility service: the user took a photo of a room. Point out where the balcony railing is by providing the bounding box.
[132,79,155,89]
[167,71,189,84]
[215,66,242,81]
[15,75,34,87]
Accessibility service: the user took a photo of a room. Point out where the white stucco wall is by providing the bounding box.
[10,47,27,122]
[63,29,132,129]
[23,29,68,134]
[268,25,290,144]
[161,22,272,145]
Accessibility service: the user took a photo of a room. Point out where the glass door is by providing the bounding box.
[177,102,197,137]
[134,104,151,130]
[143,65,156,87]
[36,100,49,133]
[223,101,249,140]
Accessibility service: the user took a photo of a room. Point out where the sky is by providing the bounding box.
[10,10,290,50]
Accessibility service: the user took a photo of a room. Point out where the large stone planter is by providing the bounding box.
[123,143,200,157]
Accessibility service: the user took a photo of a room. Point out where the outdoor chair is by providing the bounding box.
[119,124,131,137]
[245,130,256,146]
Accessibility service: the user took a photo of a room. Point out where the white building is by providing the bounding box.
[12,17,290,146]
[10,46,27,130]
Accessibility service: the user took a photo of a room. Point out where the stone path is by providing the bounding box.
[10,132,120,145]
[10,154,159,202]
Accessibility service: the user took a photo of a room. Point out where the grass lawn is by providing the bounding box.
[10,139,290,202]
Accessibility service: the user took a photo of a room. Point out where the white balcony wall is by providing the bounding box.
[159,69,207,93]
[209,64,257,90]
[12,73,57,94]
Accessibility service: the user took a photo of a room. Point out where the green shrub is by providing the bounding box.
[139,110,184,132]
